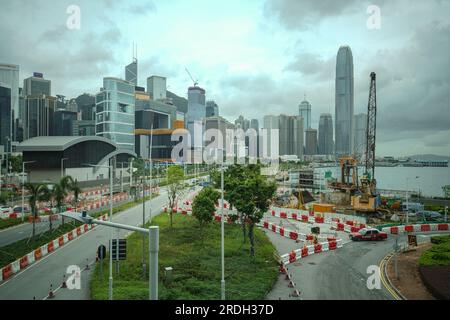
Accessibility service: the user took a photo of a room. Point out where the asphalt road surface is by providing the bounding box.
[265,224,411,300]
[0,188,198,300]
[0,198,131,247]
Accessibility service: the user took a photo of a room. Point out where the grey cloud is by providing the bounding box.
[283,52,334,81]
[264,0,382,30]
[128,1,157,15]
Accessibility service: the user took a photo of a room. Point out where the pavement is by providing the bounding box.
[0,186,200,300]
[264,216,411,300]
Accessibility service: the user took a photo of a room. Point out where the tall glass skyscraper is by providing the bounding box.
[298,100,311,129]
[0,64,19,141]
[318,113,333,155]
[95,77,135,151]
[125,60,138,86]
[335,45,354,157]
[0,85,12,148]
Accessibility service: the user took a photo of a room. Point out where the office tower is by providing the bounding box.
[0,64,19,141]
[23,95,56,139]
[95,77,135,151]
[53,110,78,136]
[206,100,219,117]
[147,76,167,101]
[299,99,312,129]
[335,45,354,157]
[73,120,95,136]
[264,115,303,159]
[250,119,259,132]
[75,93,96,121]
[305,129,318,155]
[354,113,367,159]
[235,115,250,131]
[66,98,78,113]
[23,73,51,97]
[263,115,279,157]
[125,59,138,86]
[318,113,334,155]
[0,84,12,148]
[186,85,206,146]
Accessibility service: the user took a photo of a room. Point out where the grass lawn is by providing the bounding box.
[419,235,450,266]
[90,213,279,300]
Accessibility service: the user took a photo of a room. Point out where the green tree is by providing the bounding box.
[166,166,184,228]
[192,188,217,231]
[24,183,51,239]
[10,155,22,173]
[51,179,69,232]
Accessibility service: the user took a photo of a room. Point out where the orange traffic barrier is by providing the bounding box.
[34,248,42,261]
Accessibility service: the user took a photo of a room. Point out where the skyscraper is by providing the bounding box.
[206,100,219,117]
[95,77,135,151]
[186,86,206,146]
[0,84,12,148]
[125,59,138,86]
[147,76,166,101]
[0,64,19,141]
[354,113,367,159]
[23,74,51,97]
[318,113,333,155]
[23,95,56,139]
[335,45,354,157]
[298,99,312,129]
[264,115,303,159]
[235,115,250,131]
[305,129,318,155]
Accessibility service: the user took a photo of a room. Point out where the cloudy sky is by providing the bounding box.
[1,0,449,157]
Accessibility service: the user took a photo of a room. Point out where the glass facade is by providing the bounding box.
[95,78,135,151]
[0,86,12,148]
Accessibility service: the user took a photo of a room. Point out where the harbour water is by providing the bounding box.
[314,166,450,198]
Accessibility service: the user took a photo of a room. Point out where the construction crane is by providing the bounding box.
[185,68,198,87]
[363,72,377,195]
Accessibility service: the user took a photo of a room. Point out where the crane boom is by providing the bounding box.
[185,68,198,87]
[365,72,377,183]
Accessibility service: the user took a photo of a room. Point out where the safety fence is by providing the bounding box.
[261,220,340,244]
[268,209,367,233]
[279,239,343,266]
[0,214,108,283]
[381,223,450,235]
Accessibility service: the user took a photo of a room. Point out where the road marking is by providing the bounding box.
[379,252,403,300]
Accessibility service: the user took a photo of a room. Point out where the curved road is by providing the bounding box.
[0,188,199,300]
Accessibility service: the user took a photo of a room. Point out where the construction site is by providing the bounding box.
[273,73,447,224]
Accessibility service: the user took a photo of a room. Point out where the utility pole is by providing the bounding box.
[220,163,225,300]
[445,206,448,223]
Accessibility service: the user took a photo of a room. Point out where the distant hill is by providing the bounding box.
[167,90,187,114]
[408,154,450,162]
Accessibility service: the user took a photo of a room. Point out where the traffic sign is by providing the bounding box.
[97,245,107,260]
[110,239,127,260]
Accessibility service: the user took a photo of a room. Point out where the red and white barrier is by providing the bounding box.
[280,239,343,265]
[382,223,450,235]
[0,213,108,284]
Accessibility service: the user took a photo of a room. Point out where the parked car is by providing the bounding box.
[13,206,30,213]
[0,206,13,214]
[416,210,442,221]
[350,228,388,241]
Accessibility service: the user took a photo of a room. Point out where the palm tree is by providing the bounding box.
[59,176,73,226]
[24,183,50,239]
[51,182,67,232]
[68,178,82,208]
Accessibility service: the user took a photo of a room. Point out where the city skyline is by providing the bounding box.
[1,0,449,156]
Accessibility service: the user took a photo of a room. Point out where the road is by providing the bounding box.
[265,223,410,300]
[0,187,200,300]
[0,198,131,247]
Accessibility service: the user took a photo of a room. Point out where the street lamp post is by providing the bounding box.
[21,161,35,222]
[60,211,159,300]
[220,163,225,300]
[83,163,114,300]
[405,176,419,224]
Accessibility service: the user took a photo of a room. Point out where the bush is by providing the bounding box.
[419,236,450,266]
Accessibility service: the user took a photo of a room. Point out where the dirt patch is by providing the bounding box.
[419,266,450,300]
[387,244,435,300]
